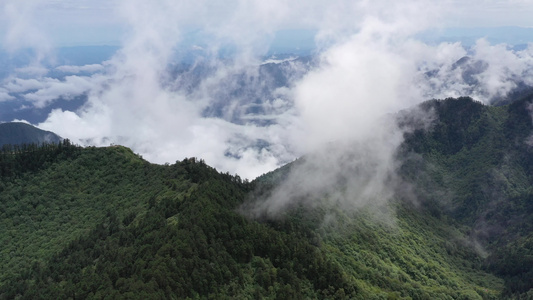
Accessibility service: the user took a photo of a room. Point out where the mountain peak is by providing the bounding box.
[0,122,62,147]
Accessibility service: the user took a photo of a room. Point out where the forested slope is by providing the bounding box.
[0,143,358,299]
[253,95,533,299]
[399,96,533,297]
[0,143,175,289]
[1,95,533,298]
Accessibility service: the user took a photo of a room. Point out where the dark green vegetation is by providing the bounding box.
[0,143,356,299]
[399,96,533,298]
[0,95,533,298]
[0,122,62,147]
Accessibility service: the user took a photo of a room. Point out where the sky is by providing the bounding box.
[2,0,533,47]
[2,0,533,183]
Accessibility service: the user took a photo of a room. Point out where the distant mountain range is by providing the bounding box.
[0,122,62,147]
[2,50,532,126]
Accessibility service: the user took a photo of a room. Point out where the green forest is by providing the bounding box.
[1,95,533,299]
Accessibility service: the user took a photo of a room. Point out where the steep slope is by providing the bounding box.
[252,163,504,298]
[0,122,62,146]
[399,95,533,297]
[251,95,533,298]
[0,143,178,288]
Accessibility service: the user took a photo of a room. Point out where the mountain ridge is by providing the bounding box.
[0,122,62,147]
[1,96,533,298]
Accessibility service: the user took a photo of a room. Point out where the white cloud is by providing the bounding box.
[37,0,306,179]
[4,78,45,93]
[0,0,532,229]
[245,1,442,216]
[410,40,533,103]
[0,88,14,102]
[2,75,99,108]
[14,66,49,77]
[0,1,50,54]
[56,64,105,74]
[9,119,31,124]
[0,0,531,186]
[24,75,96,108]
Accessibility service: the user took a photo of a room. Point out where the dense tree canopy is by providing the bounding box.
[1,96,533,298]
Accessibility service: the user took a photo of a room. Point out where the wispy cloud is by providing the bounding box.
[1,1,49,51]
[0,88,14,102]
[2,0,533,184]
[56,64,105,74]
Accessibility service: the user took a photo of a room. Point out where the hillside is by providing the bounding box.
[253,95,533,298]
[0,143,357,299]
[0,96,533,298]
[0,122,62,147]
[399,96,533,296]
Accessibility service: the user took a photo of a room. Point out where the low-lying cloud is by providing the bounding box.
[2,0,533,192]
[5,75,97,108]
[56,64,105,74]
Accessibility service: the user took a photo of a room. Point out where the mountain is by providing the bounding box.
[0,122,62,147]
[0,95,533,298]
[168,56,313,126]
[399,95,533,297]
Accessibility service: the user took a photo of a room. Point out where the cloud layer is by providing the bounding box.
[2,0,533,185]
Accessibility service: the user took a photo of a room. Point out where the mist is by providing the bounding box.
[2,0,533,191]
